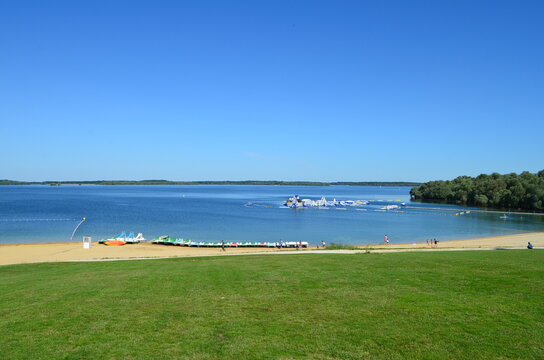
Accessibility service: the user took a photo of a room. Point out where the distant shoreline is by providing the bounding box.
[0,180,421,186]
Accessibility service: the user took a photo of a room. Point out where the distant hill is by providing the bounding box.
[0,179,420,187]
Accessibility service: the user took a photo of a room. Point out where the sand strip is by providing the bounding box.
[1,232,542,266]
[365,232,543,250]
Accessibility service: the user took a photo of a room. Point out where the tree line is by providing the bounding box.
[410,170,544,211]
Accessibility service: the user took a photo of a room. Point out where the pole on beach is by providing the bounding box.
[70,217,87,241]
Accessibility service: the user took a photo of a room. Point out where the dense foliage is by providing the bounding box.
[410,170,544,211]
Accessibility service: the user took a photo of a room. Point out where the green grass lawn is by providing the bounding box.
[1,251,543,359]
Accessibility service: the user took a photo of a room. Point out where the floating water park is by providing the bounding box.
[283,195,407,209]
[283,195,369,208]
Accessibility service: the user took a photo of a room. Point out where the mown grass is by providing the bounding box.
[1,251,543,359]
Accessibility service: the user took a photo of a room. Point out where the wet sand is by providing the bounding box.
[1,232,542,266]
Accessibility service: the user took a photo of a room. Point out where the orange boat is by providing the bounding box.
[102,240,126,246]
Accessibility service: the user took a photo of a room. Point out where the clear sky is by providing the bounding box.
[1,0,542,182]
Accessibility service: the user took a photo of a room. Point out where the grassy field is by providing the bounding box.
[1,251,543,359]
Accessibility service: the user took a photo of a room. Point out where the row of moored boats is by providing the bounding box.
[99,233,309,248]
[152,236,308,248]
[99,232,145,245]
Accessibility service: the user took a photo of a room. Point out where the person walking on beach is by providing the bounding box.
[321,240,326,248]
[384,235,389,245]
[221,240,225,252]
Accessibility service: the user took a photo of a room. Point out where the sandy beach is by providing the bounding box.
[366,232,544,250]
[1,232,542,266]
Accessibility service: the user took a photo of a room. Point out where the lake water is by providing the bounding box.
[0,185,542,245]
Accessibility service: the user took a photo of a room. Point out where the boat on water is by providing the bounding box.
[99,232,145,245]
[380,205,400,210]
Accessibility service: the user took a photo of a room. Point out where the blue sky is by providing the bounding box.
[1,0,542,182]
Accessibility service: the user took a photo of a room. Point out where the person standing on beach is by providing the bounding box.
[321,240,326,248]
[384,235,389,245]
[221,240,225,252]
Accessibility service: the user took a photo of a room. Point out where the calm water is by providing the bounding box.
[0,185,543,245]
